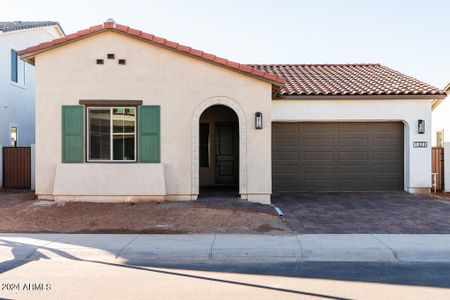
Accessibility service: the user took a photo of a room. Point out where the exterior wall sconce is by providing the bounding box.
[255,112,263,129]
[418,119,425,134]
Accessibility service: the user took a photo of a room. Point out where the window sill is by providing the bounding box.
[9,81,26,89]
[86,160,137,163]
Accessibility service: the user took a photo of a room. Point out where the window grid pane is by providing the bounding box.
[89,109,111,160]
[112,108,135,161]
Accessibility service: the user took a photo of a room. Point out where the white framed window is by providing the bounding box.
[87,107,136,162]
[10,126,18,147]
[11,49,25,86]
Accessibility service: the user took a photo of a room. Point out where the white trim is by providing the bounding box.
[192,97,247,199]
[86,106,137,162]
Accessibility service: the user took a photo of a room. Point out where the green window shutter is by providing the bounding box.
[138,105,160,163]
[62,105,84,163]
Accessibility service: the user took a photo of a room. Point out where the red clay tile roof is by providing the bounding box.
[18,22,285,86]
[0,21,64,34]
[249,64,446,98]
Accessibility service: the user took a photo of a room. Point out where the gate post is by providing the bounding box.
[444,143,450,192]
[31,144,35,190]
[0,145,2,188]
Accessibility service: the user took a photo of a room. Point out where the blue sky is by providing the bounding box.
[3,0,449,88]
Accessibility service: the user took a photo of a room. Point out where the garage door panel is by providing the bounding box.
[303,138,333,147]
[273,139,299,148]
[372,123,403,132]
[302,123,334,133]
[370,179,403,190]
[303,165,333,174]
[337,123,369,132]
[273,164,299,173]
[273,123,299,133]
[303,179,334,190]
[338,139,369,147]
[373,137,403,146]
[373,151,403,160]
[273,151,299,160]
[273,133,299,140]
[303,151,334,160]
[338,165,368,174]
[338,151,369,160]
[373,164,403,173]
[272,122,404,192]
[337,179,369,190]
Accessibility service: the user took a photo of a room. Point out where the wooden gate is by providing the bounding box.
[432,147,444,191]
[2,147,31,189]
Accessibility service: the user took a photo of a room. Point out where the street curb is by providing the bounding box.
[1,234,450,263]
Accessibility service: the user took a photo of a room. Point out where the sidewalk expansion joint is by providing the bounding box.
[371,234,399,261]
[25,234,66,260]
[115,234,140,259]
[209,234,216,261]
[295,235,306,260]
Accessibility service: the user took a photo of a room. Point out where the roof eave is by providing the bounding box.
[19,29,108,65]
[275,94,446,100]
[18,23,285,88]
[431,83,450,111]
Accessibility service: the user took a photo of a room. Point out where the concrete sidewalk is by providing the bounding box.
[1,234,450,263]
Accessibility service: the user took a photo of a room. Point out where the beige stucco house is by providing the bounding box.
[19,21,446,204]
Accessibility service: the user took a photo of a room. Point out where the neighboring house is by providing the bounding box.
[0,21,64,186]
[19,21,445,204]
[431,82,450,190]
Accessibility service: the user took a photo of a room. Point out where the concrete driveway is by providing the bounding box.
[272,192,450,234]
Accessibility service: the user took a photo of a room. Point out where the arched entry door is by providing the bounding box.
[191,97,247,199]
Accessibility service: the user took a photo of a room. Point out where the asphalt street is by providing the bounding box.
[1,260,449,299]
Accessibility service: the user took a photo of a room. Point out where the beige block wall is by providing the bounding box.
[35,31,273,203]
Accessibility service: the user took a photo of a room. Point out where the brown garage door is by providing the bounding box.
[272,122,404,192]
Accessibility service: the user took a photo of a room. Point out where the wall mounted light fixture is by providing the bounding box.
[418,119,425,134]
[255,112,263,129]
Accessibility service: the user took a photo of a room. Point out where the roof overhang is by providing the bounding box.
[432,82,450,111]
[18,22,285,95]
[275,94,447,101]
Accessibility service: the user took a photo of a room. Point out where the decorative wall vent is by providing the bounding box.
[96,59,104,65]
[107,53,115,59]
[118,59,126,65]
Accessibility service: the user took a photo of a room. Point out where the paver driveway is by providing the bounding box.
[272,192,450,233]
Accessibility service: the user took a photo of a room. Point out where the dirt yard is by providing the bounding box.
[0,189,291,234]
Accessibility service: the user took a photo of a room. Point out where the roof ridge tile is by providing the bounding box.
[18,21,285,86]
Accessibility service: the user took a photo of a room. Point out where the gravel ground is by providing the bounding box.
[0,189,291,234]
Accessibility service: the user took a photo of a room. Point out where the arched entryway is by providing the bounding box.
[191,97,247,199]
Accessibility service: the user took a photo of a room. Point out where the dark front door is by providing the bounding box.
[215,122,238,184]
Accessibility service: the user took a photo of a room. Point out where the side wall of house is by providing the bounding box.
[432,99,450,146]
[432,100,449,191]
[35,31,273,203]
[272,99,433,193]
[0,26,62,187]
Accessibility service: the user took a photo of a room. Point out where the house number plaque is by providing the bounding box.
[413,141,428,148]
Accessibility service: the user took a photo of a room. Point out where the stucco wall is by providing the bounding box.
[34,31,273,203]
[272,99,433,192]
[0,26,62,187]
